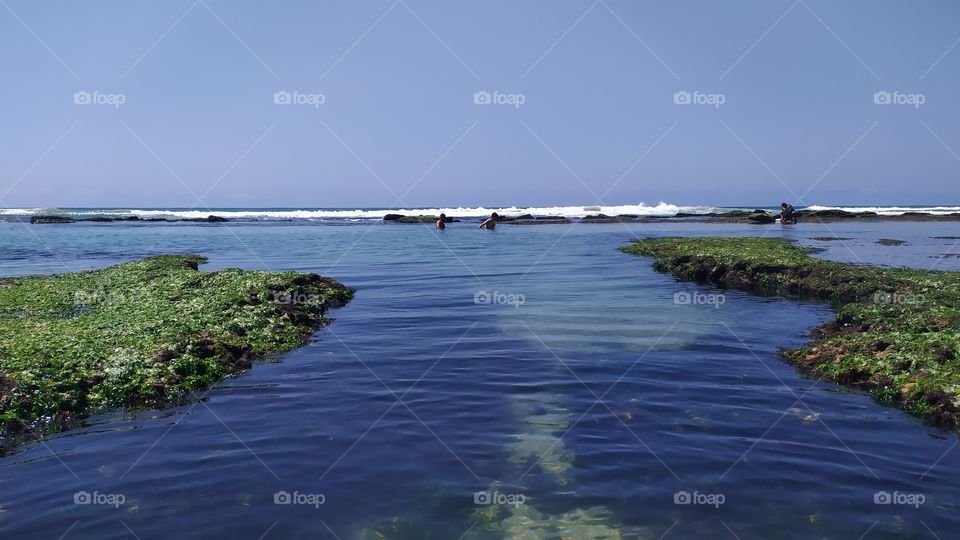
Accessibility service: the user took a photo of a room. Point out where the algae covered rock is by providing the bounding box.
[0,255,353,435]
[746,211,776,224]
[622,236,960,429]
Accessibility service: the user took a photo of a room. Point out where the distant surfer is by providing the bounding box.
[436,213,446,230]
[479,212,499,230]
[780,203,797,224]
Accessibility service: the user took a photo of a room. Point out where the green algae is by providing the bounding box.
[358,504,628,540]
[621,237,960,429]
[507,394,575,481]
[467,504,626,540]
[0,255,353,434]
[877,238,908,246]
[353,355,620,538]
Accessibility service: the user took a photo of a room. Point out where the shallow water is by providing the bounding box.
[0,219,959,539]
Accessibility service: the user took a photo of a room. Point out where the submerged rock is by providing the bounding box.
[877,238,907,246]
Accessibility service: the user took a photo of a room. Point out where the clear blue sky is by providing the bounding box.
[1,0,958,208]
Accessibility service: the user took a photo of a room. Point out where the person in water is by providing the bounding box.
[780,202,797,224]
[479,212,498,230]
[436,213,446,230]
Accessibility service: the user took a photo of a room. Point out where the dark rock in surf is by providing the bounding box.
[30,216,77,224]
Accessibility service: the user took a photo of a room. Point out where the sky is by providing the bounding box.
[1,0,959,208]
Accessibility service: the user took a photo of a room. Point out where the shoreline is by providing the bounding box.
[622,237,960,429]
[13,208,960,225]
[0,255,353,440]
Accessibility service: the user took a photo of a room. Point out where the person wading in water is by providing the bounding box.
[479,212,499,230]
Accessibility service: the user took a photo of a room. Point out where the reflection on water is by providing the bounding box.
[0,220,959,539]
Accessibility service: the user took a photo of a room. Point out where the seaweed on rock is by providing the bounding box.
[0,255,353,435]
[622,237,960,429]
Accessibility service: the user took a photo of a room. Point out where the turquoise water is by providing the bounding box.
[1,219,959,539]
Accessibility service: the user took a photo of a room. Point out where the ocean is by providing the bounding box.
[0,214,959,538]
[4,204,960,222]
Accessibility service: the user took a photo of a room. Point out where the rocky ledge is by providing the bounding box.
[30,215,229,224]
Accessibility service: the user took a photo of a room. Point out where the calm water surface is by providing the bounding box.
[0,220,959,539]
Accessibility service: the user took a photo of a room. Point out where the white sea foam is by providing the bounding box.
[0,208,45,216]
[0,203,726,220]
